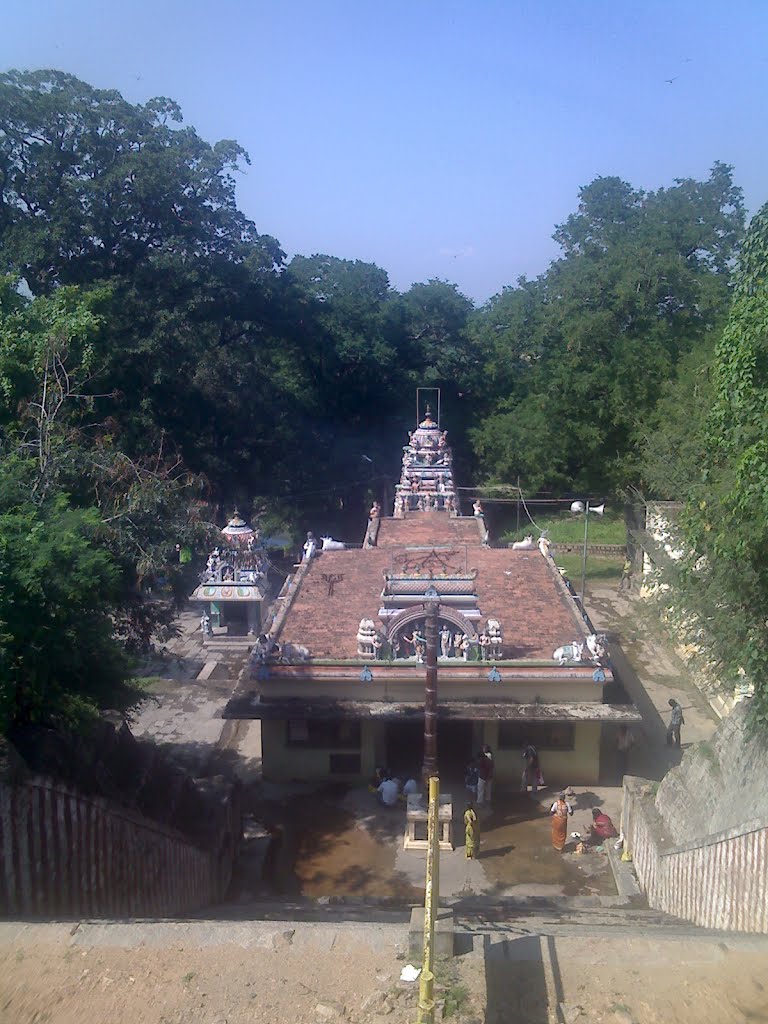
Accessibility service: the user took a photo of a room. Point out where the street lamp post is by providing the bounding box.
[570,500,605,606]
[422,585,440,780]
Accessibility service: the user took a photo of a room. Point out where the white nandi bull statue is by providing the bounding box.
[511,535,536,550]
[553,641,585,665]
[585,633,607,663]
[321,536,346,551]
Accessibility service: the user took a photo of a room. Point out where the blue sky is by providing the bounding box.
[3,1,767,303]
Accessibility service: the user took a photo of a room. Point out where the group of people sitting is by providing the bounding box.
[370,768,420,807]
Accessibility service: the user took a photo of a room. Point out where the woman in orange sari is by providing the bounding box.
[549,792,573,852]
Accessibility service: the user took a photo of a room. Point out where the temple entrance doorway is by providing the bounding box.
[221,603,248,635]
[385,719,474,781]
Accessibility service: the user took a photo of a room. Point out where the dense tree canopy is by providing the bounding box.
[1,67,765,730]
[678,203,768,722]
[470,166,744,493]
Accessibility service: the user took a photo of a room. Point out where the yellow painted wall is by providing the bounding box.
[492,722,601,787]
[261,719,376,783]
[262,718,601,786]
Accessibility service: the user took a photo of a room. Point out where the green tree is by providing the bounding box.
[0,69,282,292]
[0,464,129,733]
[470,165,744,494]
[681,202,768,722]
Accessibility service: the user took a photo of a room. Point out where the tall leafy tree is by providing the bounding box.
[681,203,768,723]
[470,165,745,493]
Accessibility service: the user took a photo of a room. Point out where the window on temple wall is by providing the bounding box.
[286,720,361,749]
[498,723,576,751]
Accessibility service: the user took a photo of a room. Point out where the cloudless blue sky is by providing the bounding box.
[3,1,767,303]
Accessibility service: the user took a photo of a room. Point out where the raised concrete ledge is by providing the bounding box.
[409,907,455,958]
[606,844,641,900]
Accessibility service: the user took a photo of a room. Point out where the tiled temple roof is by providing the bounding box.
[376,512,484,548]
[275,541,588,661]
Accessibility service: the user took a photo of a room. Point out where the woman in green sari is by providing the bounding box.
[464,803,480,859]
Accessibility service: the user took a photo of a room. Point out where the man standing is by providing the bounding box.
[477,749,493,805]
[618,557,633,592]
[521,741,539,795]
[667,699,685,747]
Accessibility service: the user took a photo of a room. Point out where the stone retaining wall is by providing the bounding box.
[622,776,768,933]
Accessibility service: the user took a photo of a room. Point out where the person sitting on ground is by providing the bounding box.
[585,807,618,845]
[402,776,420,797]
[376,773,400,807]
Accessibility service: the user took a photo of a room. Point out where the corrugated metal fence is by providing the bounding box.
[623,777,768,933]
[1,776,222,917]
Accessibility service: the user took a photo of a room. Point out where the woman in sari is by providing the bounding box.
[549,792,573,852]
[464,803,480,859]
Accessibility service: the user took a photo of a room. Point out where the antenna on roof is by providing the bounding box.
[416,386,441,429]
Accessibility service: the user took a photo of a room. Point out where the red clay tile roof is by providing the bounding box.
[275,517,589,661]
[376,512,484,547]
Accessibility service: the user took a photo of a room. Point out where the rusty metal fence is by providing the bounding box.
[622,777,768,933]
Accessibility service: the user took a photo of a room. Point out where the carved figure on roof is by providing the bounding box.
[369,501,381,520]
[394,493,405,517]
[303,532,317,560]
[487,619,503,655]
[403,630,426,662]
[460,635,471,661]
[439,431,448,448]
[512,535,536,550]
[538,536,552,558]
[479,632,491,660]
[585,633,607,663]
[473,500,484,517]
[357,618,378,658]
[200,612,212,638]
[371,633,383,659]
[439,625,452,658]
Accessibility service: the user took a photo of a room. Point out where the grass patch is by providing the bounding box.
[503,510,626,546]
[131,675,169,694]
[556,553,624,586]
[444,982,470,1017]
[182,972,196,985]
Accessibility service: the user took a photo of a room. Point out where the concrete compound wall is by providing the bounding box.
[622,776,768,933]
[0,776,224,917]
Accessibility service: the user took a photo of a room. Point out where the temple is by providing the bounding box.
[225,403,640,785]
[190,512,269,638]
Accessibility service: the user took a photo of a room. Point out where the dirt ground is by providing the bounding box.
[0,929,484,1024]
[487,934,768,1024]
[2,928,767,1024]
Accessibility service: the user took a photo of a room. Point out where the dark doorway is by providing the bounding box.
[222,603,248,635]
[385,719,474,779]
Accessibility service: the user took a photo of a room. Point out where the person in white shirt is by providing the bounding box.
[402,777,420,796]
[377,775,400,806]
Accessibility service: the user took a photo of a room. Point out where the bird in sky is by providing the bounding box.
[361,455,373,463]
[664,76,678,84]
